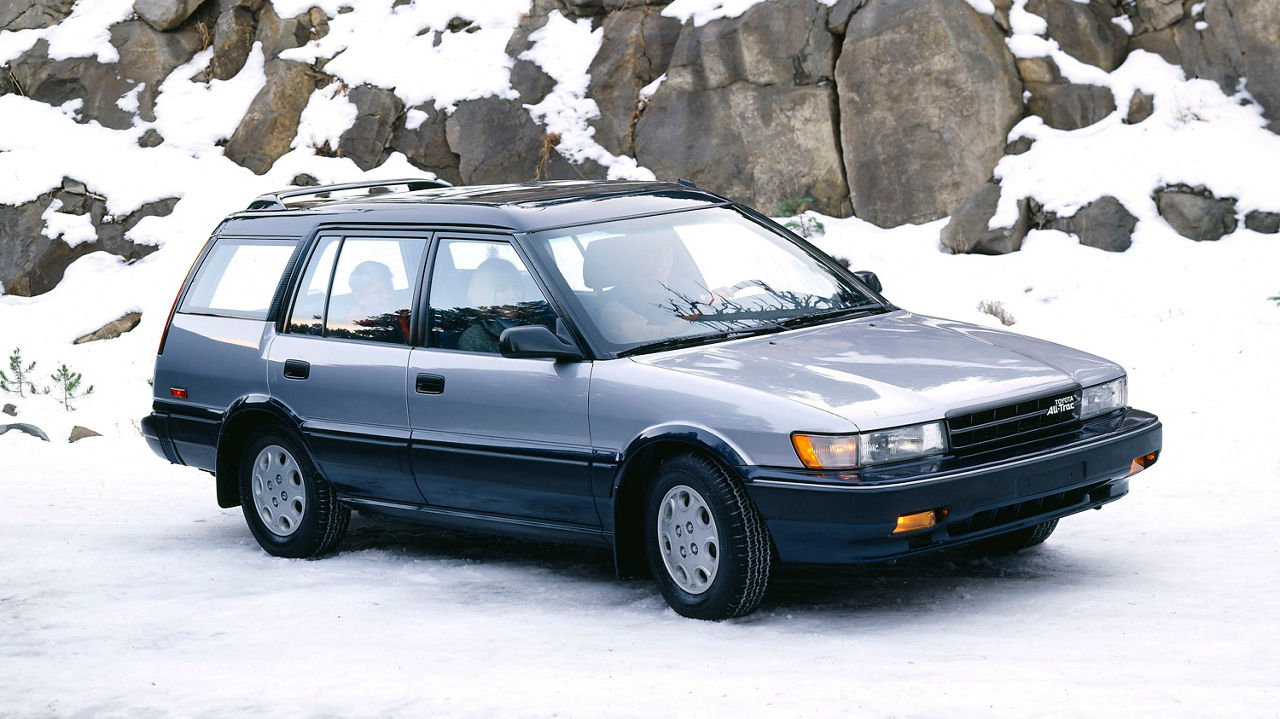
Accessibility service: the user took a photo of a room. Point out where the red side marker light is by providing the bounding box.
[170,388,188,399]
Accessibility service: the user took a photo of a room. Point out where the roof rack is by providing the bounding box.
[245,178,453,211]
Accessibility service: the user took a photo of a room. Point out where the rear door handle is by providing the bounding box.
[283,359,310,380]
[416,373,445,394]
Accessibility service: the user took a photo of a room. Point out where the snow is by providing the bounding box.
[962,0,996,16]
[278,0,531,111]
[293,82,360,152]
[150,45,268,156]
[40,198,98,247]
[520,11,655,181]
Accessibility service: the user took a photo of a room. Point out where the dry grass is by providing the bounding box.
[977,299,1016,326]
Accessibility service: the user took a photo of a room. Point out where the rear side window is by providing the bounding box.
[181,239,298,319]
[287,235,428,344]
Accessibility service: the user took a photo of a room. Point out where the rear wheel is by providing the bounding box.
[969,519,1058,556]
[643,453,771,620]
[238,428,349,558]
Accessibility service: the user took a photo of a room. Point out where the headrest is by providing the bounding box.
[581,228,681,290]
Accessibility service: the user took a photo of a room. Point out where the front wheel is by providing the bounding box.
[643,453,772,620]
[238,428,349,558]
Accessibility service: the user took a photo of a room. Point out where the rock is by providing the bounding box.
[0,423,49,441]
[256,5,328,61]
[61,177,87,194]
[838,0,1023,227]
[940,182,1029,255]
[509,59,557,105]
[2,404,15,417]
[1126,90,1154,123]
[1154,186,1238,242]
[74,312,143,344]
[0,189,174,296]
[634,0,850,216]
[1026,0,1128,71]
[109,20,207,121]
[827,0,868,33]
[291,173,319,186]
[6,41,138,130]
[445,97,602,184]
[1128,27,1180,65]
[1244,211,1280,234]
[391,105,463,185]
[1044,196,1136,252]
[1016,57,1059,85]
[133,0,205,32]
[586,6,681,156]
[1,0,73,31]
[337,86,403,171]
[209,5,258,81]
[1171,1,1280,133]
[1005,137,1033,155]
[224,60,322,175]
[138,129,165,147]
[1125,0,1183,35]
[1026,82,1116,130]
[68,426,102,443]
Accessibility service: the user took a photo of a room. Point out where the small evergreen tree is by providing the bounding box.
[50,363,93,411]
[0,347,39,397]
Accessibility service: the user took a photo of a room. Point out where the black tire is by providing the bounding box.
[238,428,349,558]
[969,518,1058,556]
[643,453,772,620]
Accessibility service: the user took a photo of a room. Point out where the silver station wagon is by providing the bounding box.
[142,179,1163,619]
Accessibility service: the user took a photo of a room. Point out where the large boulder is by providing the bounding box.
[586,6,681,157]
[391,105,463,185]
[838,0,1023,227]
[0,185,175,296]
[1,0,73,31]
[224,60,322,174]
[255,5,329,61]
[1026,0,1128,71]
[1125,0,1183,35]
[1171,1,1280,133]
[634,0,850,215]
[110,20,207,121]
[1026,82,1116,130]
[4,41,137,130]
[445,97,602,184]
[133,0,205,32]
[1043,196,1137,252]
[1154,185,1237,242]
[338,85,403,171]
[940,181,1029,255]
[208,4,259,81]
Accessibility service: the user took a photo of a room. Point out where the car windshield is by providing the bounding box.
[525,207,883,355]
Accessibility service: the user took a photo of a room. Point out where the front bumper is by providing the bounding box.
[741,409,1162,564]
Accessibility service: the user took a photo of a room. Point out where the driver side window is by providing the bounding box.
[427,239,557,354]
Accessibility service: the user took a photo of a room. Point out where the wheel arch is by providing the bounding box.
[215,395,308,509]
[609,425,749,580]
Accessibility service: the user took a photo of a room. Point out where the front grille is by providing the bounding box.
[947,481,1106,537]
[946,389,1082,455]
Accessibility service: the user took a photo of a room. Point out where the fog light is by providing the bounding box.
[893,510,937,535]
[1129,451,1159,475]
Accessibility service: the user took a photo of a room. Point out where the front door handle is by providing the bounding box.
[283,359,310,380]
[415,373,445,394]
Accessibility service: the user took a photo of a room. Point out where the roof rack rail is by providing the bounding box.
[245,178,453,211]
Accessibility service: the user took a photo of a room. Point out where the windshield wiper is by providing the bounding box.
[777,303,888,328]
[617,325,785,357]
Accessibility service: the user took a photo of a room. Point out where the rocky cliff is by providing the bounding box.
[2,0,1278,297]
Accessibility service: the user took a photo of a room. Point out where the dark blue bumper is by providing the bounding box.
[742,409,1162,564]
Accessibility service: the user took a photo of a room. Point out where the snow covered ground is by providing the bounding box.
[2,212,1278,717]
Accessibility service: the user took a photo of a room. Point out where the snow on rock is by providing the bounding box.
[39,199,98,248]
[150,45,269,156]
[279,0,531,111]
[663,0,838,27]
[0,0,133,64]
[293,82,360,152]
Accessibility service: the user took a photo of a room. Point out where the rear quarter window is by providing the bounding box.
[180,238,299,319]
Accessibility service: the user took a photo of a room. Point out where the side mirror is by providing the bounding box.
[499,325,584,361]
[853,270,883,294]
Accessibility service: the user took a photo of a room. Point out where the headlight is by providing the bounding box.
[1080,377,1126,419]
[792,422,947,469]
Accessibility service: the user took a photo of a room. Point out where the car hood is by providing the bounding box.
[632,311,1124,431]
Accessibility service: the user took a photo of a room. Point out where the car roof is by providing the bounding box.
[218,180,734,237]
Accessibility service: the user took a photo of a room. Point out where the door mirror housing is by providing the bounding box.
[499,325,584,361]
[853,270,882,294]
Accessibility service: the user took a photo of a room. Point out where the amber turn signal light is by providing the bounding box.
[1129,451,1159,475]
[893,509,937,535]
